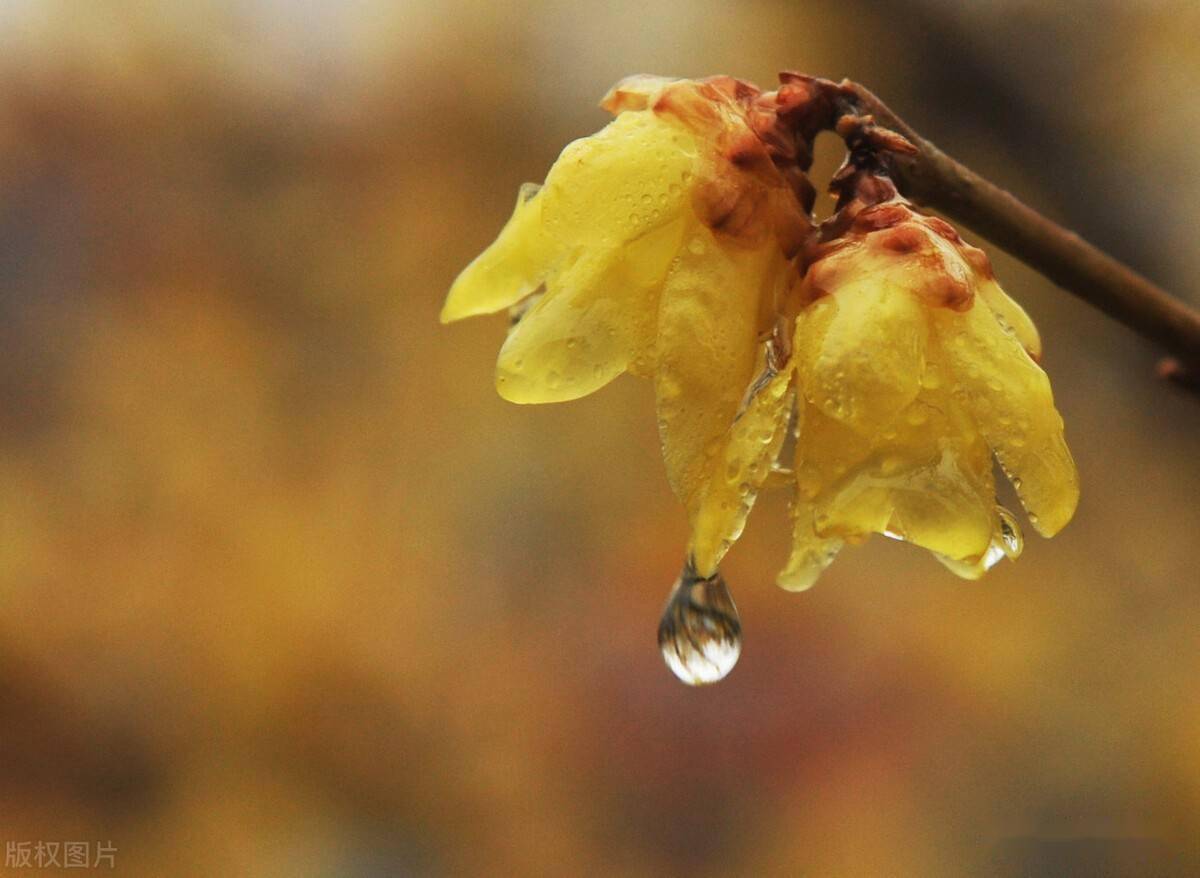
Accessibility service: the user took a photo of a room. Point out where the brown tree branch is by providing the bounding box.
[836,80,1200,385]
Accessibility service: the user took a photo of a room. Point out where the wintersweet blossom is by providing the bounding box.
[782,180,1078,588]
[442,73,1078,590]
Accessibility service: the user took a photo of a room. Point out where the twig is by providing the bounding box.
[835,80,1200,384]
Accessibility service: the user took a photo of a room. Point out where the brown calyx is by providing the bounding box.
[646,77,819,252]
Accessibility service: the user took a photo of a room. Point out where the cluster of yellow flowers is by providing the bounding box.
[442,74,1078,591]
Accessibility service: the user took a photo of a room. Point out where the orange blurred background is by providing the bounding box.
[1,1,1199,875]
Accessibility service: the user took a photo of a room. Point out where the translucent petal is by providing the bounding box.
[688,361,793,576]
[782,375,997,585]
[934,507,1022,580]
[496,217,685,403]
[778,498,843,591]
[779,400,843,590]
[600,75,678,113]
[933,301,1079,536]
[655,226,785,574]
[872,386,997,561]
[540,109,698,248]
[797,280,927,433]
[977,277,1042,360]
[441,184,556,323]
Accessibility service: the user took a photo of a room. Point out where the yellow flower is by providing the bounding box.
[442,75,813,577]
[783,196,1078,588]
[442,74,1079,590]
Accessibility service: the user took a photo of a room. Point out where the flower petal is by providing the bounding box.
[874,379,998,561]
[779,401,844,591]
[977,277,1042,360]
[441,184,556,324]
[496,217,685,403]
[540,109,697,247]
[600,75,678,114]
[655,226,786,574]
[786,378,996,575]
[779,500,843,591]
[933,300,1079,535]
[797,280,927,434]
[688,359,793,575]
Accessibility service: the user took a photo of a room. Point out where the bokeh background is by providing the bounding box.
[1,1,1199,875]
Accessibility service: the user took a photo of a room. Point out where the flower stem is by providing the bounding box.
[837,80,1200,388]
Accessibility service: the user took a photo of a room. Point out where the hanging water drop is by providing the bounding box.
[657,562,742,685]
[996,506,1023,559]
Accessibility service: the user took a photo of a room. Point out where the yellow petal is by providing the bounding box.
[933,504,1024,579]
[655,225,786,574]
[540,109,697,248]
[600,75,677,113]
[786,371,997,575]
[779,499,844,591]
[496,217,684,403]
[933,300,1078,535]
[977,277,1042,360]
[688,358,793,575]
[779,401,843,591]
[797,279,927,434]
[874,381,997,560]
[441,184,556,324]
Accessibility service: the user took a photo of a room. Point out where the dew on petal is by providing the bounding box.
[997,506,1024,559]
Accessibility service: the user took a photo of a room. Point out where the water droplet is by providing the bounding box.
[879,455,904,476]
[979,542,1006,571]
[658,562,742,686]
[997,506,1023,559]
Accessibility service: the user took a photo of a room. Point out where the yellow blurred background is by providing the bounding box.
[1,1,1198,875]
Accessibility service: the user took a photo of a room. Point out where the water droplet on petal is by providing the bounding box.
[658,562,742,686]
[997,506,1024,559]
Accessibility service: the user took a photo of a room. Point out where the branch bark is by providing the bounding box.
[837,80,1200,382]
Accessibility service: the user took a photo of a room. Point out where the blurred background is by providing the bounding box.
[1,1,1198,875]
